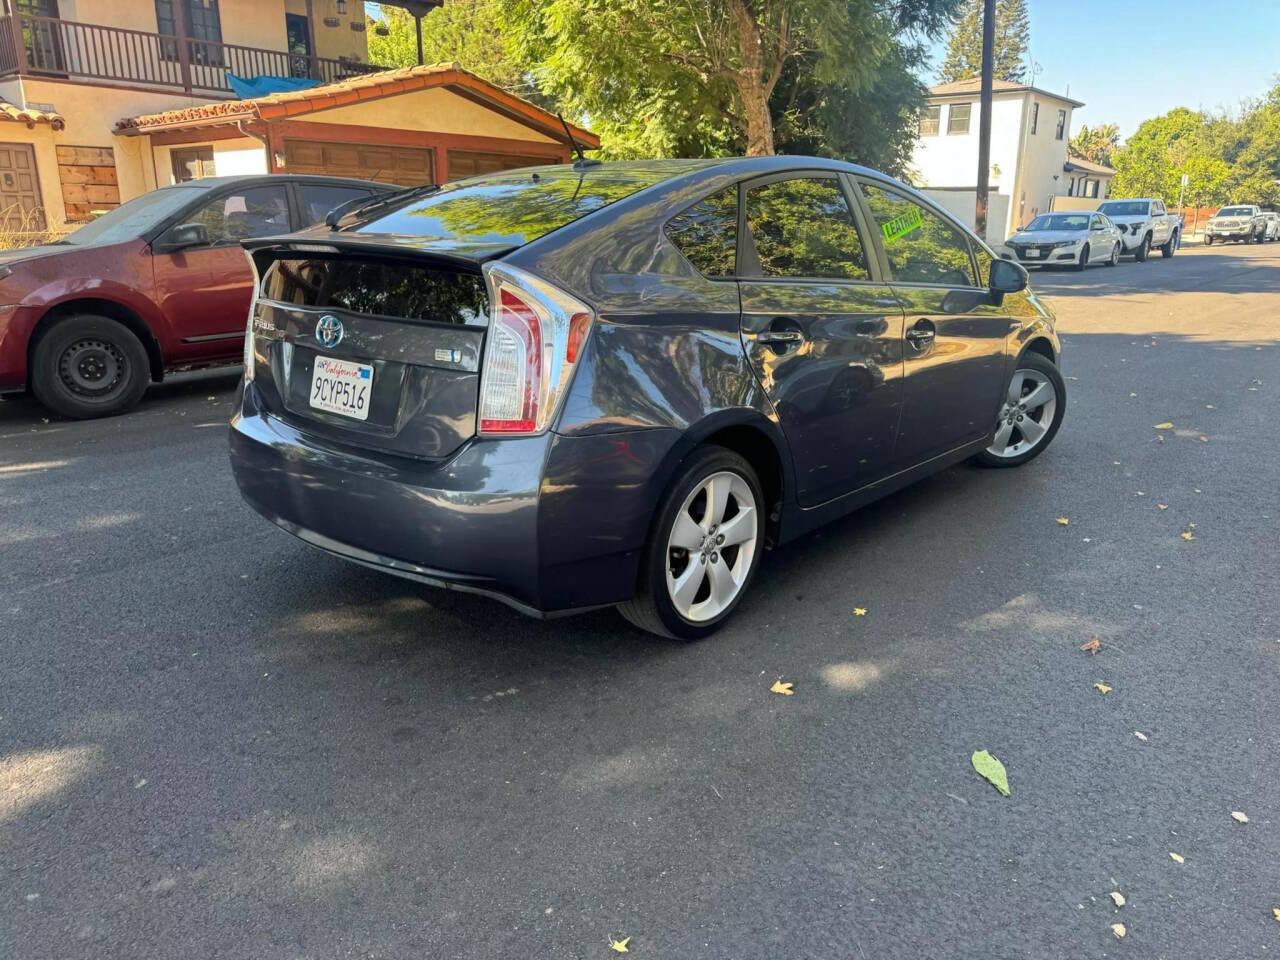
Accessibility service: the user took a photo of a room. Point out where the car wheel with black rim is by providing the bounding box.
[1107,241,1120,266]
[30,314,151,419]
[973,352,1065,469]
[1074,244,1090,271]
[618,446,765,640]
[1134,234,1151,261]
[1205,235,1214,246]
[1161,232,1177,257]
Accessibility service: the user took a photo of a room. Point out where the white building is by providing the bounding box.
[910,78,1085,241]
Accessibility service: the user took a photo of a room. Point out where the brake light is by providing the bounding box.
[477,264,594,437]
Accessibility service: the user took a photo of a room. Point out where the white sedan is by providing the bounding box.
[1007,212,1123,270]
[1262,212,1280,241]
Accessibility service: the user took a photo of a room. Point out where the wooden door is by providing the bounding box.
[0,142,45,230]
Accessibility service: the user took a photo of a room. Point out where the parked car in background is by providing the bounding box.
[1095,198,1180,260]
[1204,204,1266,245]
[0,174,395,418]
[1260,211,1280,241]
[1007,212,1122,270]
[230,157,1064,640]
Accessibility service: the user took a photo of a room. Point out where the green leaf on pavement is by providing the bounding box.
[971,750,1010,797]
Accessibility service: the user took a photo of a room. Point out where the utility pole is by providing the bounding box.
[974,0,996,241]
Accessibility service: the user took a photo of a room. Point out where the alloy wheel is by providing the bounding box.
[665,470,759,622]
[987,368,1058,459]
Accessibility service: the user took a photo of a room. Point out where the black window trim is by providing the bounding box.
[850,173,985,292]
[733,169,885,286]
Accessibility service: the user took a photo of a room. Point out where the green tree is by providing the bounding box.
[366,0,529,92]
[938,0,1030,84]
[501,0,958,160]
[1069,123,1120,166]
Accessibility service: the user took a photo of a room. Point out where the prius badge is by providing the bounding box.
[316,314,344,349]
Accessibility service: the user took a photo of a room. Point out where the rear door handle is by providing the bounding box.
[906,319,936,350]
[756,330,804,345]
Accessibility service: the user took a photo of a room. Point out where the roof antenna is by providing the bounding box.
[558,113,600,169]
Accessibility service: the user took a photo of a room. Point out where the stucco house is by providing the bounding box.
[0,0,595,234]
[910,78,1086,241]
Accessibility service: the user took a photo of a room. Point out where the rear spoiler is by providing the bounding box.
[241,234,519,277]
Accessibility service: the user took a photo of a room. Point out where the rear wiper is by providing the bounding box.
[326,183,441,229]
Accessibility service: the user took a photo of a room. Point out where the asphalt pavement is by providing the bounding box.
[2,241,1278,959]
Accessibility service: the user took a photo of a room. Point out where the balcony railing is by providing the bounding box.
[0,13,384,97]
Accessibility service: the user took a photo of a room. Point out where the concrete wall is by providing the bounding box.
[1015,99,1074,232]
[295,87,558,143]
[919,188,1010,247]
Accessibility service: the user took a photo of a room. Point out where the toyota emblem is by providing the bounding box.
[315,314,344,349]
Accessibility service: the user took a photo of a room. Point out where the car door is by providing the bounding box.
[737,172,906,506]
[1150,199,1168,244]
[1089,215,1114,257]
[854,179,1011,466]
[153,182,292,361]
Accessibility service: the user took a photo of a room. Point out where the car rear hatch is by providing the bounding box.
[244,239,505,460]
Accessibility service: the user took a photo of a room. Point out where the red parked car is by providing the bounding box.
[0,174,393,418]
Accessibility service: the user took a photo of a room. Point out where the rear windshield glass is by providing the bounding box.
[260,257,489,325]
[350,172,660,246]
[1097,201,1149,217]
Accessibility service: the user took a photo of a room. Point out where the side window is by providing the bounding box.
[743,176,869,280]
[948,103,972,135]
[195,185,290,244]
[971,242,994,287]
[1152,200,1164,216]
[919,105,941,136]
[664,187,737,277]
[1055,109,1067,140]
[858,182,977,287]
[299,184,374,226]
[1029,101,1039,134]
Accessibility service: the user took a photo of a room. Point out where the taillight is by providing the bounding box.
[242,250,261,382]
[477,264,594,437]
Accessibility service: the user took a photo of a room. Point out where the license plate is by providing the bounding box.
[1025,248,1041,258]
[309,356,373,420]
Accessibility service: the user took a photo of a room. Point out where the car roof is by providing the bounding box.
[154,173,396,192]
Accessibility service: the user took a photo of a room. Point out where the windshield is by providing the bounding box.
[1025,214,1089,232]
[1216,206,1253,217]
[60,186,204,246]
[352,170,667,246]
[1097,201,1149,217]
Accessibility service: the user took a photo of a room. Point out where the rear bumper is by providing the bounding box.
[229,382,680,615]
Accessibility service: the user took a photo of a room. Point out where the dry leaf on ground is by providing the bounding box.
[1169,852,1185,864]
[1231,811,1249,823]
[770,679,794,696]
[1081,637,1100,655]
[1111,922,1126,939]
[1056,517,1069,525]
[1134,731,1149,742]
[1273,907,1280,923]
[1158,503,1169,510]
[1094,683,1112,694]
[610,936,631,953]
[971,750,1010,797]
[1154,421,1173,430]
[1110,891,1126,907]
[853,608,867,617]
[1199,435,1209,443]
[1181,531,1195,541]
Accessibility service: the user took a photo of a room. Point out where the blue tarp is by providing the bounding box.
[227,74,319,100]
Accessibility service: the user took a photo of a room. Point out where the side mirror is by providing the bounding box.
[153,222,208,253]
[989,256,1028,298]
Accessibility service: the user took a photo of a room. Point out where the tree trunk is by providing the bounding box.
[729,0,775,156]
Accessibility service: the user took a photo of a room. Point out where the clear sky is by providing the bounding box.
[924,0,1280,140]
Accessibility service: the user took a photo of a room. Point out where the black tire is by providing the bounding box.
[1161,232,1177,257]
[1134,234,1151,261]
[1074,244,1090,271]
[618,446,766,640]
[1205,235,1213,246]
[973,352,1066,469]
[29,314,151,419]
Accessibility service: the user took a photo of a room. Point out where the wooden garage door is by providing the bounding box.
[283,139,435,187]
[447,150,556,181]
[0,142,45,230]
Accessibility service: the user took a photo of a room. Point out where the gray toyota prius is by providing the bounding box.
[230,157,1064,639]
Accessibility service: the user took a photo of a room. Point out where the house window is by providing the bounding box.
[1086,179,1099,199]
[1055,109,1066,140]
[1066,177,1074,197]
[171,146,215,183]
[919,105,941,137]
[947,103,971,135]
[155,0,224,64]
[1030,102,1039,134]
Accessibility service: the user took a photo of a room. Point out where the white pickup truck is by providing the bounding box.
[1204,205,1267,245]
[1095,198,1181,261]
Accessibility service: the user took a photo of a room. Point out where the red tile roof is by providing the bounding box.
[0,100,65,130]
[114,63,598,147]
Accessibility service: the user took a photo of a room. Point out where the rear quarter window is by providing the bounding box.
[665,188,737,277]
[261,257,489,325]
